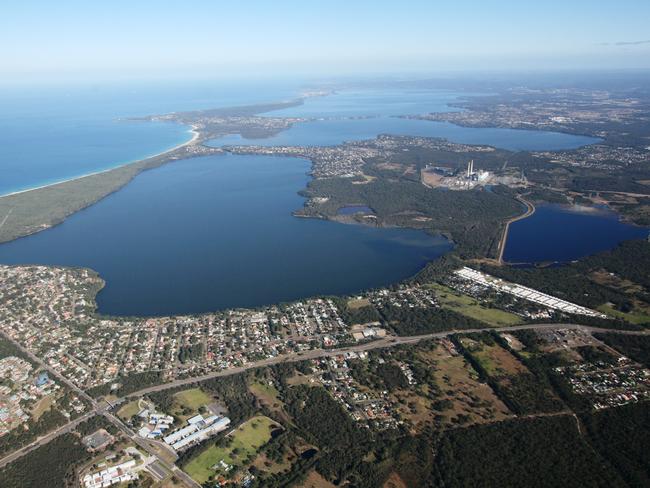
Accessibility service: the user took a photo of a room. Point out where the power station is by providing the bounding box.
[421,160,497,190]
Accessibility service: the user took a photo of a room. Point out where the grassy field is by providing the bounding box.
[598,303,650,325]
[347,298,371,310]
[297,470,336,488]
[173,388,212,411]
[589,270,645,294]
[30,395,54,421]
[170,388,213,422]
[184,415,278,484]
[249,382,281,405]
[249,382,286,420]
[248,382,284,410]
[423,344,510,425]
[461,339,527,377]
[249,382,280,401]
[427,283,521,327]
[390,387,434,429]
[117,400,141,421]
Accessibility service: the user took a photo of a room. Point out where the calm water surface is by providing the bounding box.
[267,88,462,117]
[0,84,624,316]
[209,116,599,151]
[210,87,600,151]
[1,84,598,195]
[0,154,451,316]
[0,80,301,194]
[338,206,374,215]
[504,204,649,263]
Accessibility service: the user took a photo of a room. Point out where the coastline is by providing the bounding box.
[0,125,200,199]
[0,125,211,245]
[1,93,318,200]
[0,97,311,245]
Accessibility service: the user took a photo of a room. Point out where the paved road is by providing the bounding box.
[497,193,535,264]
[0,323,646,479]
[126,322,647,398]
[0,331,201,487]
[0,411,96,469]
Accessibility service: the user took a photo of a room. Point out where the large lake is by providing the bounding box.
[504,204,648,264]
[210,89,599,151]
[0,154,451,316]
[209,117,599,152]
[0,83,632,316]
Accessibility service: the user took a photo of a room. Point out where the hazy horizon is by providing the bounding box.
[3,0,650,83]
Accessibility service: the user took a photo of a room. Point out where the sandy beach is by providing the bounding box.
[0,125,200,199]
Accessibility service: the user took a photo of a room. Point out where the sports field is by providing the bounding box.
[184,415,278,484]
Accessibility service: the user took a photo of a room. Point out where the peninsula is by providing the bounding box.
[3,83,649,263]
[0,99,306,244]
[1,84,650,488]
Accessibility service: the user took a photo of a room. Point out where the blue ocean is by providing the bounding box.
[0,80,301,195]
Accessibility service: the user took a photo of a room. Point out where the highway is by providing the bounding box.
[126,322,647,398]
[0,323,646,480]
[0,330,201,487]
[0,411,96,469]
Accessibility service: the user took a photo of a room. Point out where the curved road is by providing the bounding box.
[498,194,535,264]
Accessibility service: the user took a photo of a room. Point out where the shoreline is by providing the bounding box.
[0,97,314,246]
[0,93,316,200]
[497,194,536,265]
[400,112,604,145]
[0,125,199,199]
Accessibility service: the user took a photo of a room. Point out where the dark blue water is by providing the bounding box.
[0,83,614,316]
[338,206,374,215]
[504,204,649,263]
[208,116,599,152]
[0,154,451,316]
[0,80,301,195]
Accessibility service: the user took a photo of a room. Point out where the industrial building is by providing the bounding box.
[464,159,490,184]
[454,267,607,318]
[136,409,174,439]
[421,160,491,190]
[163,414,231,451]
[82,459,138,488]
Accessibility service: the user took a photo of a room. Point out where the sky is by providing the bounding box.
[2,0,650,81]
